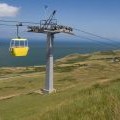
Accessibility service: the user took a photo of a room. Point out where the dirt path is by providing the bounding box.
[0,88,40,101]
[0,73,42,81]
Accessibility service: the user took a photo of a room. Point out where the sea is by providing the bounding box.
[0,39,120,67]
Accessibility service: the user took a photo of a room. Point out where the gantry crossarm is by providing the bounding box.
[27,25,74,35]
[27,10,74,35]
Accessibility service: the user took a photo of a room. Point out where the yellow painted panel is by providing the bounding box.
[10,47,29,56]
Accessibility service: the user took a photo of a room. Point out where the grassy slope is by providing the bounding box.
[0,50,120,120]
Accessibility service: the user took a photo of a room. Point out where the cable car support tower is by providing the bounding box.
[28,10,74,93]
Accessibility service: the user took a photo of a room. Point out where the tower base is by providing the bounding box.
[41,88,56,94]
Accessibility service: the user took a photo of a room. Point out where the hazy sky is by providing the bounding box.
[0,0,120,40]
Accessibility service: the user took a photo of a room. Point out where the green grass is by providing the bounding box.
[64,55,90,64]
[55,65,78,72]
[56,54,90,65]
[41,81,120,120]
[0,73,45,96]
[0,50,120,120]
[0,79,120,120]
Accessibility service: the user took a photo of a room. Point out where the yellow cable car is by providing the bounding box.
[9,23,29,57]
[9,38,29,56]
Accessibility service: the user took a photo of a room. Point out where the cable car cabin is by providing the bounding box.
[9,38,29,57]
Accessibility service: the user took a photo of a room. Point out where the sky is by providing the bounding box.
[0,0,120,40]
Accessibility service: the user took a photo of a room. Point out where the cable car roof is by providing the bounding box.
[11,38,27,41]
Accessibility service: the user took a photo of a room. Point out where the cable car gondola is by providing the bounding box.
[9,23,29,57]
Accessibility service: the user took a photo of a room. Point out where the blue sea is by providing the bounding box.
[0,39,120,67]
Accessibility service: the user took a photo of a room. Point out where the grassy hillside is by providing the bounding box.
[0,50,120,120]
